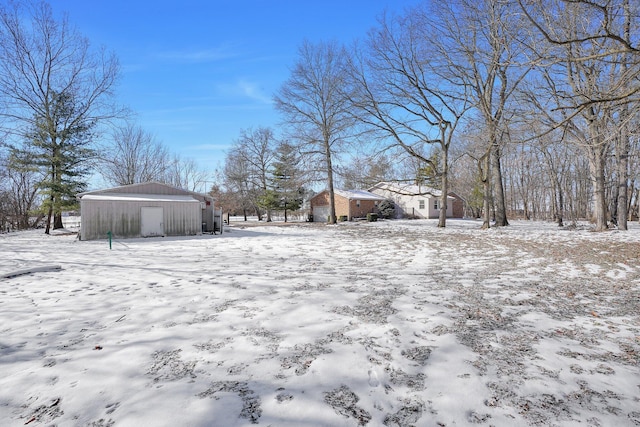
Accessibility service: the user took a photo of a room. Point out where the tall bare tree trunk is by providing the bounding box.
[325,138,337,224]
[438,144,449,228]
[589,146,608,231]
[616,134,629,230]
[616,0,632,231]
[491,145,509,226]
[480,153,492,229]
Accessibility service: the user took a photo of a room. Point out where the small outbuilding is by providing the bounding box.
[309,189,386,222]
[77,182,216,240]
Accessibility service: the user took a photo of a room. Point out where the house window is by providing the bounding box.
[419,200,425,209]
[434,200,439,210]
[356,200,361,207]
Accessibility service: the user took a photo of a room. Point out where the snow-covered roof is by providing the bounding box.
[334,189,387,201]
[370,181,454,199]
[77,181,214,201]
[80,193,200,203]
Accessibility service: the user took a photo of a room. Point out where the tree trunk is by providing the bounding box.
[325,138,337,224]
[589,147,608,231]
[635,188,640,223]
[491,145,509,226]
[438,140,449,228]
[617,0,631,231]
[480,153,491,229]
[616,127,629,231]
[53,212,64,229]
[542,148,564,227]
[556,179,565,227]
[45,195,53,234]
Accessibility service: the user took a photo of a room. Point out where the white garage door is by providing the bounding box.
[312,205,330,222]
[141,207,164,237]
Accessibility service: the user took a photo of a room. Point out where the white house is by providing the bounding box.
[369,181,464,219]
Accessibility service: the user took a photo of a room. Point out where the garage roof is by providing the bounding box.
[80,193,200,203]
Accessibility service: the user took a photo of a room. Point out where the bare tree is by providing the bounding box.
[208,182,241,218]
[223,146,264,220]
[423,0,532,228]
[4,155,43,229]
[0,1,120,233]
[614,0,635,230]
[99,123,171,186]
[535,132,572,226]
[226,127,276,221]
[347,9,469,227]
[274,40,354,224]
[0,151,43,229]
[338,153,395,190]
[164,155,210,193]
[519,0,640,230]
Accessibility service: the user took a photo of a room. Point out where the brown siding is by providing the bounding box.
[310,191,331,207]
[310,192,351,219]
[448,193,464,219]
[310,190,383,221]
[349,200,379,219]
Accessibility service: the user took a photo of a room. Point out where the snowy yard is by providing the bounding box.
[1,219,639,426]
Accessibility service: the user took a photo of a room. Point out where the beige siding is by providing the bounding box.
[80,199,201,240]
[370,187,464,219]
[334,195,350,218]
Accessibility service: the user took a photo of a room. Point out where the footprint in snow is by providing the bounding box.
[368,368,380,387]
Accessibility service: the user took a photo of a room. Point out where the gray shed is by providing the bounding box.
[77,182,216,241]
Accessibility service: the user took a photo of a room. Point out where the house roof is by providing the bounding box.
[334,189,386,201]
[369,181,455,199]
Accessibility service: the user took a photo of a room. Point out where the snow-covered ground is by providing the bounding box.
[1,219,639,426]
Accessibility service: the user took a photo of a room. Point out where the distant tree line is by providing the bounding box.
[216,127,307,222]
[217,0,640,231]
[2,0,639,233]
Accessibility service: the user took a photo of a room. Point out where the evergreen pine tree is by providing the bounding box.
[10,92,95,232]
[262,142,305,222]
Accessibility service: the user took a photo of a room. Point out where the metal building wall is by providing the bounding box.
[80,199,201,240]
[89,182,216,232]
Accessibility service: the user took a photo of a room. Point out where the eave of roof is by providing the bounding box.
[80,193,200,203]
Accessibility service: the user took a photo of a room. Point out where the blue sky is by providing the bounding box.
[53,1,420,176]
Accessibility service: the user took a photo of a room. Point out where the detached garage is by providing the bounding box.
[77,182,216,241]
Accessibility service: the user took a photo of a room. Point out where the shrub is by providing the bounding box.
[378,199,395,219]
[367,213,378,222]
